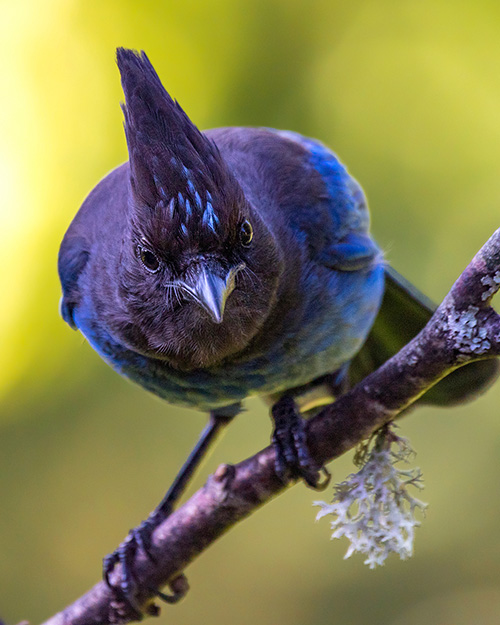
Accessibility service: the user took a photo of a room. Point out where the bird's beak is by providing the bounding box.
[179,263,244,324]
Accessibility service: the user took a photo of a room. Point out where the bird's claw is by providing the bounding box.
[271,395,329,489]
[103,516,162,618]
[313,466,332,491]
[153,573,190,604]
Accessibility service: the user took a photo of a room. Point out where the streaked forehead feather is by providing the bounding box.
[116,48,243,240]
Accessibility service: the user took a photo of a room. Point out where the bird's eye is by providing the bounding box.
[138,246,160,272]
[239,219,253,247]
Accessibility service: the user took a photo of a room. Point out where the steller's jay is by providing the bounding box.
[58,48,498,609]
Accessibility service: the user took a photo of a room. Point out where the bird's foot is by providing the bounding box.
[271,395,331,490]
[103,514,188,618]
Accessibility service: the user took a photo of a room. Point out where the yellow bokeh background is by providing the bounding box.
[2,2,500,624]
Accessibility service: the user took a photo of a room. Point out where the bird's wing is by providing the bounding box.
[317,232,381,271]
[350,266,499,406]
[58,164,130,330]
[58,234,90,329]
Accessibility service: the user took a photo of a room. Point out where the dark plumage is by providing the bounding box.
[58,48,498,611]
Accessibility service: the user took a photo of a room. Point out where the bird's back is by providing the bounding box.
[206,127,372,259]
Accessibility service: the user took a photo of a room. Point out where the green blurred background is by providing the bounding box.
[2,1,500,623]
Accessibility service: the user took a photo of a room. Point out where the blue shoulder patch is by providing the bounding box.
[274,130,371,238]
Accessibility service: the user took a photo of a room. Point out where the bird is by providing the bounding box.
[58,48,498,611]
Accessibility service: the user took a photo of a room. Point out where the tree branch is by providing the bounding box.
[41,229,500,625]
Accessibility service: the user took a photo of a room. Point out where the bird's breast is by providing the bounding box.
[77,258,385,412]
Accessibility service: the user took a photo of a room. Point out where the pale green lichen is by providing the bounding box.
[314,427,427,568]
[480,271,500,301]
[447,305,491,355]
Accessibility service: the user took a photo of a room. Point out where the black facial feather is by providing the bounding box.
[116,48,245,254]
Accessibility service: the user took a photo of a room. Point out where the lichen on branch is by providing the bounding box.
[315,426,427,568]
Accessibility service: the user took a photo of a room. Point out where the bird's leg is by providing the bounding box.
[271,367,350,489]
[271,395,330,489]
[103,403,241,615]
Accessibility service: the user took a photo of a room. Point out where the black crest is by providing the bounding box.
[116,48,243,244]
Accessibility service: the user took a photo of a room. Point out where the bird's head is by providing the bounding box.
[113,48,282,370]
